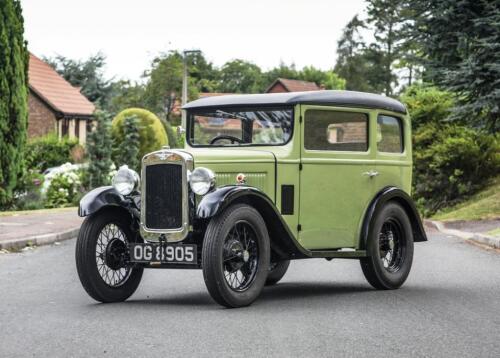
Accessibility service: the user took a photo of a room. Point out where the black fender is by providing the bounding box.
[360,186,428,249]
[197,186,309,260]
[78,186,139,219]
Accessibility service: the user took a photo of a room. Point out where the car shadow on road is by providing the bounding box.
[119,282,374,309]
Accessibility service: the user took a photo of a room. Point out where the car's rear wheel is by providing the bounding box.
[360,202,414,290]
[202,204,270,308]
[266,260,290,286]
[75,209,143,303]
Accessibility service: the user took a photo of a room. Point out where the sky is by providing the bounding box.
[21,0,367,82]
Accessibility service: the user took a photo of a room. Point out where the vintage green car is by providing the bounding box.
[76,91,427,308]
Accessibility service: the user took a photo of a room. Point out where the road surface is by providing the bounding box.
[1,228,499,357]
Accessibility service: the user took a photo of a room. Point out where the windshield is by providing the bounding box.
[188,108,293,147]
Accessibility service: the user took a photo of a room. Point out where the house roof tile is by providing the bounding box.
[266,78,320,93]
[28,53,95,117]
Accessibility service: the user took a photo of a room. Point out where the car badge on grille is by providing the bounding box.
[236,173,246,184]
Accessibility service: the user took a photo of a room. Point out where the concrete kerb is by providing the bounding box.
[426,220,500,249]
[0,228,79,251]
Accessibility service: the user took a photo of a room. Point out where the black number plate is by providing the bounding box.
[130,243,197,264]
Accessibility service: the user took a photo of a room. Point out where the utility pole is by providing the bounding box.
[182,50,201,125]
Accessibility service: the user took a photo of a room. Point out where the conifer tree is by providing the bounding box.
[0,0,29,207]
[85,111,113,188]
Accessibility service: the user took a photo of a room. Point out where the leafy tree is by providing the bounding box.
[85,110,113,188]
[142,51,197,122]
[263,62,299,87]
[366,0,407,96]
[44,53,114,109]
[299,66,346,89]
[408,0,500,132]
[218,59,263,93]
[0,0,29,207]
[114,115,140,172]
[108,80,146,114]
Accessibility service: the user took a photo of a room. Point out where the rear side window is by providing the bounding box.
[304,110,368,152]
[377,115,403,153]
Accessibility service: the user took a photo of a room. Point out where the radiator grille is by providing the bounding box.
[145,164,183,229]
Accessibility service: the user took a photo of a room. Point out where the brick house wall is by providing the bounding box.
[28,91,57,138]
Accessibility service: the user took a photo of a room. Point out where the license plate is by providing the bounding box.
[130,243,197,264]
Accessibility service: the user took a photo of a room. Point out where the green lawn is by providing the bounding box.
[433,177,500,221]
[0,206,77,217]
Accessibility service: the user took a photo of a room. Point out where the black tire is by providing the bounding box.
[266,260,290,286]
[360,202,414,290]
[202,204,270,308]
[75,209,143,303]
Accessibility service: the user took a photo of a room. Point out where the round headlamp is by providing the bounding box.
[189,167,215,195]
[112,165,140,196]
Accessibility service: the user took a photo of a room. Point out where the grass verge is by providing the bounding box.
[433,177,500,221]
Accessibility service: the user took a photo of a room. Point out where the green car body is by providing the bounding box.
[76,90,427,307]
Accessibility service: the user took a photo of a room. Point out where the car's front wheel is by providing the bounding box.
[360,202,414,290]
[75,209,143,303]
[202,204,270,308]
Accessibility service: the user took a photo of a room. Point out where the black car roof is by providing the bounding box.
[183,90,407,114]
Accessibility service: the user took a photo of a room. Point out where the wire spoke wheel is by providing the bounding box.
[95,223,131,287]
[222,220,259,292]
[378,218,405,273]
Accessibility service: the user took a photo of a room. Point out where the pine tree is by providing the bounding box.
[409,0,500,132]
[0,0,29,207]
[115,115,140,172]
[85,110,113,188]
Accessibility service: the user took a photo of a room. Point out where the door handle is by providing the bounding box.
[362,170,379,178]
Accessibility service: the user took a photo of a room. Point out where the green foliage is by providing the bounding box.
[45,169,82,208]
[44,52,113,109]
[111,108,167,164]
[86,110,114,188]
[0,0,29,208]
[108,80,146,115]
[161,119,180,149]
[12,170,44,210]
[25,134,80,172]
[400,84,455,130]
[113,115,141,171]
[408,0,500,132]
[218,59,263,93]
[413,123,499,215]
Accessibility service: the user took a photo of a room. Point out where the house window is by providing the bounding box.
[377,115,403,153]
[304,110,368,152]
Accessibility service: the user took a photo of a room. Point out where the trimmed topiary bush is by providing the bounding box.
[111,108,167,163]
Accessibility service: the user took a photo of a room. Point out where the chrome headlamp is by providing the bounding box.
[189,167,215,195]
[112,165,140,196]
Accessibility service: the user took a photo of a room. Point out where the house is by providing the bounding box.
[28,53,95,144]
[265,78,321,93]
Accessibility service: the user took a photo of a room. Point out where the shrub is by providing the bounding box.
[413,123,499,215]
[111,108,167,162]
[86,110,114,189]
[400,84,455,130]
[44,163,83,208]
[25,134,80,172]
[11,170,45,210]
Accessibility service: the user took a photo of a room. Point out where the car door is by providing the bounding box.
[298,105,376,250]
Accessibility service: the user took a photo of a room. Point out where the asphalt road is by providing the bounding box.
[1,228,499,358]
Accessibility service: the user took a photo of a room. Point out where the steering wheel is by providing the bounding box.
[210,135,244,145]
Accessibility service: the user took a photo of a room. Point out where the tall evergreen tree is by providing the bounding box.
[0,0,29,207]
[409,0,500,132]
[85,111,113,188]
[114,115,140,172]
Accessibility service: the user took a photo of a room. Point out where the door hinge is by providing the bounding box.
[299,114,303,123]
[297,224,302,232]
[299,163,303,171]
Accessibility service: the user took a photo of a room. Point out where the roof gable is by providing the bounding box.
[28,53,95,117]
[266,78,320,93]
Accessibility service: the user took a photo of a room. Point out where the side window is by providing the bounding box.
[304,110,368,151]
[377,115,403,153]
